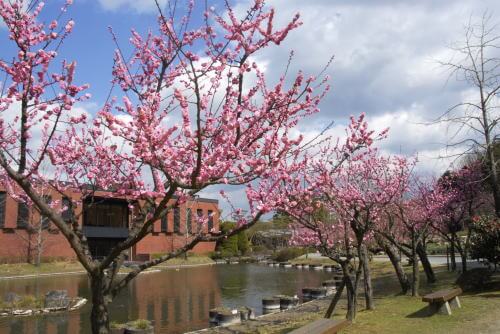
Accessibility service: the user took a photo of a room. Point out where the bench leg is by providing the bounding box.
[449,296,461,309]
[437,301,452,315]
[428,301,453,315]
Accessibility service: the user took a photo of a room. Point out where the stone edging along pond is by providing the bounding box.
[0,297,87,317]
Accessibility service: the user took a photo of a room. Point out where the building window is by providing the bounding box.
[83,197,128,228]
[196,209,203,232]
[173,207,180,233]
[0,192,5,228]
[41,195,52,229]
[161,214,168,233]
[186,208,192,234]
[208,210,214,232]
[17,202,29,228]
[61,197,74,224]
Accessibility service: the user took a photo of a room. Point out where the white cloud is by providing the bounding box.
[0,101,92,174]
[366,104,471,174]
[226,0,500,178]
[97,0,168,14]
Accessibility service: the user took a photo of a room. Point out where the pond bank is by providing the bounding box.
[0,256,215,280]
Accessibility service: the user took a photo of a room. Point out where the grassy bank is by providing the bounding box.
[0,256,215,278]
[307,263,500,334]
[0,261,84,278]
[157,255,215,267]
[290,257,336,266]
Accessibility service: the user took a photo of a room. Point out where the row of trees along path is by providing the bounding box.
[262,118,492,320]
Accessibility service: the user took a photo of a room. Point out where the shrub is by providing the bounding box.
[469,215,500,269]
[274,247,308,262]
[128,319,152,330]
[456,268,493,291]
[0,294,44,309]
[426,242,447,255]
[251,245,267,253]
[237,232,250,255]
[110,321,125,329]
[216,221,250,257]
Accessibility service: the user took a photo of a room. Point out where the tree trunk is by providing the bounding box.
[485,123,500,218]
[345,276,356,321]
[341,262,357,321]
[411,235,419,297]
[324,277,346,318]
[449,235,457,271]
[36,224,42,267]
[460,251,467,273]
[416,242,436,283]
[360,244,374,310]
[90,276,111,334]
[27,233,32,264]
[454,236,468,273]
[378,236,410,294]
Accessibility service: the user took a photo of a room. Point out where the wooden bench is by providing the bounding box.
[422,288,462,315]
[289,318,350,334]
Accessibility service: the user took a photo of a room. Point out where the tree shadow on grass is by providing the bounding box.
[406,306,433,318]
[475,293,500,299]
[461,285,500,297]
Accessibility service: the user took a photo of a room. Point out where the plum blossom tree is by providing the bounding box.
[322,149,412,309]
[382,177,450,296]
[433,163,486,272]
[258,114,396,321]
[0,1,330,332]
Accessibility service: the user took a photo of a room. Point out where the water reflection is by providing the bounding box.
[0,264,330,333]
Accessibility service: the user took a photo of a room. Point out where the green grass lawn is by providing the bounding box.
[290,257,337,266]
[158,255,215,267]
[0,261,84,278]
[338,263,500,334]
[0,255,215,278]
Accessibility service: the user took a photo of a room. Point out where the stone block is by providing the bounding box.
[44,290,70,309]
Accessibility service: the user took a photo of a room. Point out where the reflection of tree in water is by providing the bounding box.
[6,305,67,333]
[161,299,168,327]
[127,266,221,333]
[217,265,249,299]
[147,302,154,322]
[198,293,205,322]
[34,318,46,334]
[50,315,68,334]
[187,292,193,322]
[174,297,181,324]
[9,318,24,334]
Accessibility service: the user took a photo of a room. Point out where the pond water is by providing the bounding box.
[0,264,331,334]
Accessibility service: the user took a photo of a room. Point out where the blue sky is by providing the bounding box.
[28,0,223,109]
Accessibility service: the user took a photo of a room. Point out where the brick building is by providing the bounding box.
[0,189,219,263]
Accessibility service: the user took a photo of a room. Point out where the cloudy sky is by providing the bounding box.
[2,0,500,218]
